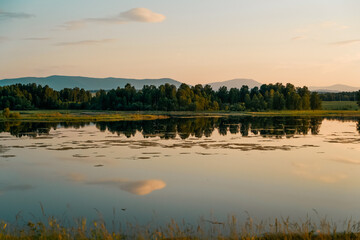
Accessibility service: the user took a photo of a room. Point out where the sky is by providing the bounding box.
[0,0,360,86]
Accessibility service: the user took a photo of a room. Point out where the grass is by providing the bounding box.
[1,105,360,122]
[1,215,360,239]
[144,109,360,117]
[0,110,169,122]
[322,101,359,111]
[243,110,360,117]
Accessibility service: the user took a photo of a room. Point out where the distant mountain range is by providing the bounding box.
[309,84,360,93]
[208,78,261,90]
[0,75,183,91]
[0,75,359,93]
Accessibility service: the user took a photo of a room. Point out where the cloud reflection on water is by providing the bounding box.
[87,179,166,195]
[68,174,166,195]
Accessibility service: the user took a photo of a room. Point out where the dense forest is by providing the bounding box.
[0,82,327,111]
[319,91,360,101]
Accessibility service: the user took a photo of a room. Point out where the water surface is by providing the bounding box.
[1,116,360,225]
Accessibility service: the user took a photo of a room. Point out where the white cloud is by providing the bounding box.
[120,8,166,23]
[62,8,165,30]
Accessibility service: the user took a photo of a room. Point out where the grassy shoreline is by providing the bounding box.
[1,109,360,122]
[0,110,170,122]
[1,216,360,239]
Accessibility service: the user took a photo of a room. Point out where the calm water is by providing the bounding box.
[1,116,360,225]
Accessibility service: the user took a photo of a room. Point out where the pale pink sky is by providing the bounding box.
[0,0,360,86]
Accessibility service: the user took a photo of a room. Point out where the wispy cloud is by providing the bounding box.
[0,9,34,20]
[23,37,50,41]
[55,39,116,46]
[295,21,350,34]
[330,39,360,46]
[61,8,166,30]
[291,36,306,41]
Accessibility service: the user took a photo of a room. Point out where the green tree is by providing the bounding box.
[229,88,240,104]
[267,89,274,109]
[251,94,260,110]
[244,94,251,109]
[310,92,322,110]
[216,86,228,106]
[301,94,310,110]
[211,100,219,111]
[273,91,285,110]
[177,84,193,110]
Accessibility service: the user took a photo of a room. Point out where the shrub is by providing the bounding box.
[2,108,21,119]
[230,103,246,111]
[2,108,10,118]
[9,112,21,119]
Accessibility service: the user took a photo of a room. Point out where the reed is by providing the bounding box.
[1,215,360,240]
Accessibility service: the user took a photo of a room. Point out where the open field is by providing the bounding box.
[1,108,360,122]
[243,110,360,117]
[322,101,359,111]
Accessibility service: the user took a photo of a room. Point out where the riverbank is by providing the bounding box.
[1,109,360,122]
[0,110,169,122]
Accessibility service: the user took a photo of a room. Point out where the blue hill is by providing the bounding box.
[0,75,183,91]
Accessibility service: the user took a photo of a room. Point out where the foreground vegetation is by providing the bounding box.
[0,82,324,112]
[1,215,360,240]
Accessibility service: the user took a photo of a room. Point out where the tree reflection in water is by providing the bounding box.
[0,116,359,139]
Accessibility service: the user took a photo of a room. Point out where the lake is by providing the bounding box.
[1,116,360,226]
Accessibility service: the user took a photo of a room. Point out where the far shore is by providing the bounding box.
[1,109,360,122]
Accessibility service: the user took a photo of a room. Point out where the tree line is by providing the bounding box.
[0,82,323,111]
[319,91,360,102]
